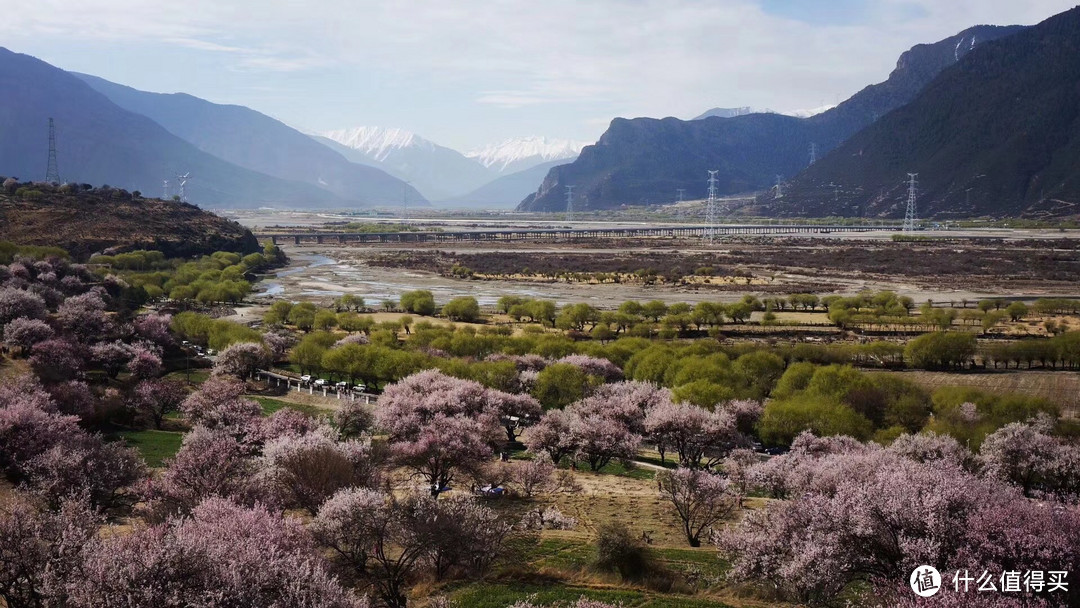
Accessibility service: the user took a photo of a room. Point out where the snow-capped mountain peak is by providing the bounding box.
[466,136,587,174]
[783,104,836,118]
[319,126,436,162]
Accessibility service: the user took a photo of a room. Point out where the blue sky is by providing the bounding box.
[0,0,1073,151]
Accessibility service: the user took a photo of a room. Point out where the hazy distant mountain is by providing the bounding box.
[466,137,586,175]
[518,24,1023,212]
[774,7,1080,219]
[317,127,491,201]
[0,48,344,209]
[76,75,425,207]
[440,159,571,209]
[693,106,834,120]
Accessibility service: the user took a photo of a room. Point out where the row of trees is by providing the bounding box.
[99,246,284,305]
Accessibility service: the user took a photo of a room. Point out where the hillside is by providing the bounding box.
[771,7,1080,219]
[0,183,259,259]
[77,75,426,208]
[518,24,1023,212]
[0,48,351,210]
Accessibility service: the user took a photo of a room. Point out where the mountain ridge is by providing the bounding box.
[770,7,1080,219]
[517,23,1024,212]
[0,47,349,209]
[75,74,425,207]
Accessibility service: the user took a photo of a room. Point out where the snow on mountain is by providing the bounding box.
[694,106,775,120]
[320,126,435,162]
[784,104,836,118]
[315,126,494,201]
[694,105,834,120]
[466,136,587,174]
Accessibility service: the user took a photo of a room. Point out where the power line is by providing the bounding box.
[45,118,60,184]
[903,173,918,232]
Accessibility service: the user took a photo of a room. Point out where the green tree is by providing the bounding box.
[399,290,436,316]
[1006,301,1029,322]
[442,296,481,322]
[313,309,339,331]
[532,363,597,409]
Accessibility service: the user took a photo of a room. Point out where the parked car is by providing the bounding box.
[300,374,312,383]
[313,378,328,387]
[335,381,349,389]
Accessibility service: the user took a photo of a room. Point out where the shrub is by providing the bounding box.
[594,521,651,581]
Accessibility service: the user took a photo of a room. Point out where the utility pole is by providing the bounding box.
[162,180,170,200]
[45,118,60,184]
[706,170,718,242]
[774,175,783,198]
[808,142,817,166]
[565,185,575,222]
[903,173,918,232]
[676,188,685,204]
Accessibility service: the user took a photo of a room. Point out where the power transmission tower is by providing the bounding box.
[903,173,918,232]
[676,188,685,204]
[774,175,783,198]
[808,142,817,166]
[162,180,170,199]
[175,173,191,202]
[402,181,410,221]
[45,118,60,184]
[565,185,575,222]
[705,170,718,242]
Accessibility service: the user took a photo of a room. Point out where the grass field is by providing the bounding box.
[116,396,330,467]
[252,395,329,418]
[448,582,734,608]
[117,429,184,467]
[874,369,1080,418]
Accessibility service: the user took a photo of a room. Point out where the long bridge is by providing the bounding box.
[257,223,898,245]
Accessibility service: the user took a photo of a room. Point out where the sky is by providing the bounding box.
[1,0,1074,151]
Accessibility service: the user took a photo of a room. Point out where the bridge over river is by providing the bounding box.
[257,223,898,245]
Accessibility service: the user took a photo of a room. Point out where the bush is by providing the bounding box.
[593,521,651,581]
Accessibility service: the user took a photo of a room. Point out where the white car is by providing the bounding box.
[335,381,349,389]
[300,375,312,383]
[313,379,328,387]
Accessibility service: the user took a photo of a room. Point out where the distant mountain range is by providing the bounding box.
[316,127,491,201]
[0,47,580,210]
[438,159,571,209]
[318,128,584,204]
[772,6,1080,219]
[518,24,1023,212]
[465,137,586,175]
